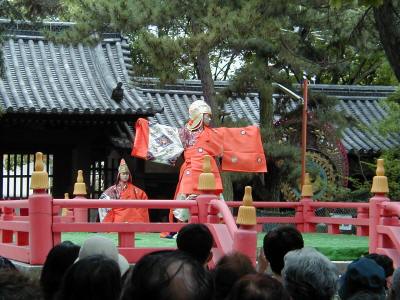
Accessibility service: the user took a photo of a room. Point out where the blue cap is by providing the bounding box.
[338,257,386,299]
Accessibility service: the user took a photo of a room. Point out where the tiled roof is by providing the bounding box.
[0,20,160,117]
[133,78,400,154]
[309,85,399,153]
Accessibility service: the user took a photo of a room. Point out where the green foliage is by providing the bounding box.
[380,149,400,200]
[320,179,371,202]
[378,88,400,135]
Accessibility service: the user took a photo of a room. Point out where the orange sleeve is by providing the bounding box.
[220,126,267,172]
[131,118,149,159]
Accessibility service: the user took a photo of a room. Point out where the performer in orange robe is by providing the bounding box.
[98,159,149,223]
[132,100,267,222]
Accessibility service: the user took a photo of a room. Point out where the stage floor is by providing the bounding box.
[62,232,369,261]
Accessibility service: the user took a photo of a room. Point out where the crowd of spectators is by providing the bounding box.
[0,224,398,300]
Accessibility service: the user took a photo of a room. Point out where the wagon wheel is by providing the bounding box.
[280,150,337,201]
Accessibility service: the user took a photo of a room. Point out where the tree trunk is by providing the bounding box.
[196,52,234,201]
[257,80,274,140]
[373,0,400,81]
[263,161,282,201]
[221,172,234,201]
[196,50,218,119]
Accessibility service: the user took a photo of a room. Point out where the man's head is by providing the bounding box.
[227,273,290,300]
[339,257,386,300]
[213,252,256,300]
[262,225,304,275]
[121,250,214,300]
[58,255,121,300]
[389,267,400,300]
[76,236,129,277]
[364,253,394,279]
[0,270,42,300]
[176,224,213,265]
[282,247,338,300]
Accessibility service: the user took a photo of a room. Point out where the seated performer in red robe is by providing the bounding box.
[132,100,267,222]
[98,159,149,223]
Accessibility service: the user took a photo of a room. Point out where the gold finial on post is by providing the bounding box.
[62,193,70,216]
[371,159,389,194]
[301,173,313,197]
[73,170,87,195]
[198,155,216,191]
[30,152,49,190]
[237,186,256,225]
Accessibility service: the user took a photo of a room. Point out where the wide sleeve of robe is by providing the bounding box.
[216,126,267,173]
[131,118,184,166]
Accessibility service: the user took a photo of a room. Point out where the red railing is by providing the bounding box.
[369,194,400,267]
[226,200,369,236]
[0,188,399,267]
[0,190,258,265]
[52,198,198,263]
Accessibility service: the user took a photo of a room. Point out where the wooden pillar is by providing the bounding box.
[52,150,72,199]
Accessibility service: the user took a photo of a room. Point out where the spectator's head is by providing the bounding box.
[0,269,42,299]
[213,252,256,300]
[347,290,386,300]
[0,256,17,271]
[364,253,394,287]
[282,247,338,300]
[263,225,304,276]
[40,241,80,300]
[389,267,400,300]
[227,273,290,300]
[121,250,214,300]
[76,236,129,276]
[56,255,121,300]
[176,224,213,265]
[339,257,386,300]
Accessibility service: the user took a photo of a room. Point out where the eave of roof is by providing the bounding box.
[0,20,162,118]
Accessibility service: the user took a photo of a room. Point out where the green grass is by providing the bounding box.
[62,232,369,261]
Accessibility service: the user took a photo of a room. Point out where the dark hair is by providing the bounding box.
[227,273,290,300]
[176,224,213,265]
[121,250,214,300]
[213,252,256,300]
[56,255,121,300]
[0,256,17,271]
[263,225,304,275]
[364,253,394,278]
[0,269,42,299]
[347,290,386,300]
[40,241,80,300]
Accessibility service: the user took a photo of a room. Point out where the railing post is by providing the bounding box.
[356,206,369,236]
[235,186,257,265]
[1,207,13,243]
[295,204,304,232]
[73,170,88,222]
[29,152,53,265]
[197,155,217,224]
[369,159,390,254]
[197,194,215,224]
[300,173,315,233]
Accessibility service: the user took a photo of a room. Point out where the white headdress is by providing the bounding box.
[186,100,212,131]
